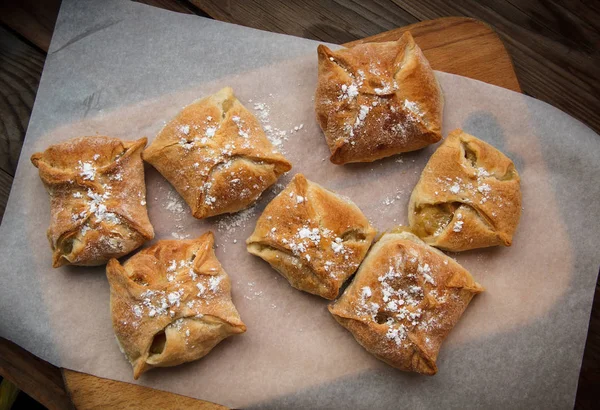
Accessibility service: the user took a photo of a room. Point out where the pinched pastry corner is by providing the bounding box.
[247,173,376,300]
[315,31,443,164]
[329,229,483,375]
[31,136,154,268]
[143,87,292,219]
[106,232,246,379]
[409,129,522,251]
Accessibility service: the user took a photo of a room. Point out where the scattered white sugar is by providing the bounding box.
[78,161,96,181]
[185,329,190,337]
[209,276,222,292]
[403,99,425,119]
[167,260,177,272]
[205,126,217,137]
[453,221,464,233]
[271,227,277,233]
[111,173,123,181]
[331,238,344,253]
[80,225,90,236]
[386,323,408,345]
[204,195,217,206]
[73,192,82,198]
[296,195,305,204]
[297,227,321,244]
[167,291,182,307]
[179,125,190,135]
[417,263,436,285]
[356,105,370,124]
[93,154,100,161]
[132,305,142,318]
[140,199,146,206]
[478,184,491,194]
[216,206,256,232]
[233,239,238,244]
[339,83,359,101]
[449,183,460,194]
[361,286,372,298]
[148,310,156,318]
[196,283,206,296]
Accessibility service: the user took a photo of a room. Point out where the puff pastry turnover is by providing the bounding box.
[247,173,376,299]
[31,136,154,268]
[143,87,292,219]
[329,229,483,375]
[409,129,521,251]
[106,232,246,379]
[315,31,443,164]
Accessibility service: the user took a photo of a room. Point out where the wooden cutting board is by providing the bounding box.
[61,17,520,409]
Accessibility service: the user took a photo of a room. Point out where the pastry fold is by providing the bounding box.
[107,232,246,379]
[315,31,443,164]
[31,136,154,267]
[144,87,292,219]
[247,173,376,299]
[329,229,483,375]
[409,129,521,251]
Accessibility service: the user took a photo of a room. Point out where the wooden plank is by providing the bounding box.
[389,0,600,133]
[0,338,74,410]
[0,26,44,177]
[64,369,225,410]
[0,169,13,223]
[346,17,521,93]
[0,0,61,52]
[189,0,418,43]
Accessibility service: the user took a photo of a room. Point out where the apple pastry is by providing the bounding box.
[329,229,483,375]
[246,173,376,299]
[30,136,154,268]
[143,87,292,219]
[409,129,521,251]
[106,232,246,379]
[315,31,443,164]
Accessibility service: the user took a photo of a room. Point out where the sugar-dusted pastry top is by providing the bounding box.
[315,31,443,164]
[30,136,154,267]
[106,232,246,379]
[143,87,292,219]
[409,129,522,251]
[247,173,376,300]
[329,229,483,375]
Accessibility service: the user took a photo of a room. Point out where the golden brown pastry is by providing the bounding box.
[315,31,443,164]
[329,228,483,375]
[247,173,376,299]
[409,129,521,251]
[30,136,154,268]
[143,87,292,219]
[106,232,246,379]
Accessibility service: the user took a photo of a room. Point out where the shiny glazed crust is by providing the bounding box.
[30,136,154,267]
[143,87,292,219]
[106,232,246,379]
[328,229,483,375]
[315,31,443,164]
[408,129,522,251]
[246,173,376,300]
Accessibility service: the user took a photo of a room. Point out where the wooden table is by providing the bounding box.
[0,1,598,409]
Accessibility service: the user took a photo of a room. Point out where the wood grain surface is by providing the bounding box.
[0,1,597,409]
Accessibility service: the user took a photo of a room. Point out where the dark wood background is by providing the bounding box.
[0,0,598,408]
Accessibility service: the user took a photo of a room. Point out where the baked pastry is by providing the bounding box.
[246,173,376,299]
[30,136,154,268]
[315,31,443,164]
[106,232,246,379]
[143,87,292,219]
[408,129,521,251]
[329,228,483,375]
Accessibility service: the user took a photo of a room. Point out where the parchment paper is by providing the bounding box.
[0,0,599,408]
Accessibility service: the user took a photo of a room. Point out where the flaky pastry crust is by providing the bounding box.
[106,232,246,379]
[143,87,292,219]
[315,31,443,164]
[408,129,521,251]
[329,229,483,375]
[31,136,154,267]
[247,173,376,300]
